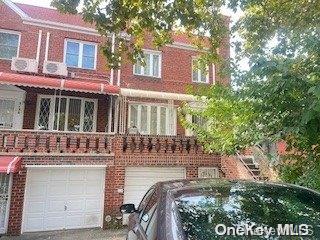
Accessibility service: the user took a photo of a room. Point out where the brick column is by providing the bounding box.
[104,165,125,228]
[186,166,198,179]
[7,168,27,235]
[221,156,240,179]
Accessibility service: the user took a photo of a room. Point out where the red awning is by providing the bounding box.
[0,72,119,95]
[0,156,22,174]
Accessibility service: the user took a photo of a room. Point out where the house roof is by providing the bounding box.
[15,3,95,29]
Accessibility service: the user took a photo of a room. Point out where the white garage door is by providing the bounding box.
[23,168,105,232]
[123,167,186,207]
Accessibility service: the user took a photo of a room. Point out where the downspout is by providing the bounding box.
[36,30,42,62]
[110,33,115,85]
[44,32,50,61]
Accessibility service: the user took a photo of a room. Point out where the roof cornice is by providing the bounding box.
[3,0,31,19]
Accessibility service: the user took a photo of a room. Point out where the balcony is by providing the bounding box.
[122,135,205,154]
[0,130,211,156]
[0,129,114,156]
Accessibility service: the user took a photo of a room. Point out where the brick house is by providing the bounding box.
[0,0,247,235]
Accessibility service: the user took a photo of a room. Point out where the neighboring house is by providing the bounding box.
[0,0,242,235]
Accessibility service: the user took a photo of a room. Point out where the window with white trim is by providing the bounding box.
[134,50,161,78]
[192,58,209,83]
[36,95,97,132]
[128,104,176,135]
[65,39,97,70]
[0,30,20,60]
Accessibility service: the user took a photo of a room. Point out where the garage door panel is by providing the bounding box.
[124,167,186,206]
[28,170,49,181]
[65,214,84,228]
[67,182,85,195]
[85,183,103,195]
[85,199,102,212]
[23,168,105,232]
[86,169,104,180]
[25,202,45,214]
[24,217,43,232]
[44,216,65,230]
[66,199,85,212]
[84,213,101,227]
[47,199,65,213]
[47,183,67,196]
[50,169,68,180]
[28,183,47,198]
[68,169,86,181]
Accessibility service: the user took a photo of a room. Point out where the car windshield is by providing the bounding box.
[174,182,320,240]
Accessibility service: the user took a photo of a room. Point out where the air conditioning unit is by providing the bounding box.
[11,57,38,73]
[43,61,68,77]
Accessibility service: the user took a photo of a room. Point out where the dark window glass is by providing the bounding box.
[175,182,320,239]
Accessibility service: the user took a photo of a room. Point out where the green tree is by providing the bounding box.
[52,0,320,190]
[184,0,320,190]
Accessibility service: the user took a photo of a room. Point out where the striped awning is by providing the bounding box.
[0,156,22,174]
[0,72,119,95]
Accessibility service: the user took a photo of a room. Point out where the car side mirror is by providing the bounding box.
[120,203,136,214]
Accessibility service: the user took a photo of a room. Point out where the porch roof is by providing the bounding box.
[0,156,22,174]
[0,72,120,95]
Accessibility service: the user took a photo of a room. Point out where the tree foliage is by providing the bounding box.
[52,0,320,190]
[182,0,320,190]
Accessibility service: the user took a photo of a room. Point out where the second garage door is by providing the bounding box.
[123,167,186,207]
[23,168,105,232]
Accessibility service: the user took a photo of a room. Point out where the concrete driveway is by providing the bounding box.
[1,228,127,240]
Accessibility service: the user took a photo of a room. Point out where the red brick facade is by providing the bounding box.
[0,1,240,236]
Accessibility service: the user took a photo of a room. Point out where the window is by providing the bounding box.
[65,39,97,70]
[0,30,20,60]
[186,114,207,136]
[134,50,161,78]
[36,95,97,132]
[128,104,176,135]
[192,58,209,83]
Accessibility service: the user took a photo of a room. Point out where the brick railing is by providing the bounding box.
[0,130,114,156]
[121,135,205,154]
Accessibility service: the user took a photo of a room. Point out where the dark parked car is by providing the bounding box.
[120,179,320,240]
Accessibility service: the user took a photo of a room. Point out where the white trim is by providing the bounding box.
[110,33,115,85]
[44,32,50,61]
[0,173,13,234]
[191,57,209,84]
[22,19,100,37]
[2,0,31,19]
[36,30,42,61]
[133,49,162,78]
[6,156,20,174]
[167,41,209,52]
[212,63,216,84]
[0,29,21,60]
[35,94,98,132]
[120,88,196,101]
[63,39,98,70]
[25,165,107,168]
